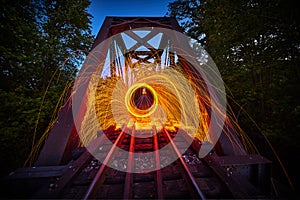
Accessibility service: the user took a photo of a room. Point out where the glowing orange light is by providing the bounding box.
[125,83,158,118]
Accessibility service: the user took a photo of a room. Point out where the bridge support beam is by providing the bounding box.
[35,99,79,166]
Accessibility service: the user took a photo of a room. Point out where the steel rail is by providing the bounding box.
[123,125,135,199]
[179,129,255,199]
[153,125,164,199]
[83,125,128,200]
[162,127,206,200]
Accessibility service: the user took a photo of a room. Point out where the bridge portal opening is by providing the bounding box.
[133,87,154,110]
[125,83,158,118]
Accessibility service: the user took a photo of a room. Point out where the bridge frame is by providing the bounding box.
[2,17,273,199]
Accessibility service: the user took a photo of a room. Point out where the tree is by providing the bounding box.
[0,0,94,176]
[168,0,300,192]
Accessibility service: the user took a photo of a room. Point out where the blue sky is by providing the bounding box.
[87,0,173,35]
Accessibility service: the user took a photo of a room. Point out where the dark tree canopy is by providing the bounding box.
[168,0,300,191]
[0,0,94,175]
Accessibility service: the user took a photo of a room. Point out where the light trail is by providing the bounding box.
[23,25,294,192]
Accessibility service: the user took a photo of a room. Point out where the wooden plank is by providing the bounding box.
[202,155,260,198]
[213,155,271,166]
[6,165,68,179]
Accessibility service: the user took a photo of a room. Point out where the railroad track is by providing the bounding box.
[33,125,261,199]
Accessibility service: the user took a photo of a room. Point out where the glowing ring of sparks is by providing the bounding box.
[72,27,228,173]
[125,83,158,118]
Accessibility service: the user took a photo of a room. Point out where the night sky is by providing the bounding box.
[87,0,173,35]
